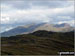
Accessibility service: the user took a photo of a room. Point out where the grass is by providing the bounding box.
[1,30,74,55]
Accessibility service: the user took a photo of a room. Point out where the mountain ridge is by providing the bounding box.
[1,23,74,37]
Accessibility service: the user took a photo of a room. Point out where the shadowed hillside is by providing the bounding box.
[1,30,74,55]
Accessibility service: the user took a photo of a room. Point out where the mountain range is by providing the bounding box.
[1,23,74,37]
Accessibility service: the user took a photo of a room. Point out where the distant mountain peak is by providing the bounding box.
[54,23,70,28]
[1,23,74,37]
[60,23,70,26]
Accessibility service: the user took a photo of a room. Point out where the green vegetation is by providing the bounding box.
[1,30,74,55]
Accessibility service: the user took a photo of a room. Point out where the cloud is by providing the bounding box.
[57,20,75,26]
[1,26,14,33]
[57,16,74,21]
[1,14,10,24]
[1,0,74,32]
[1,0,73,9]
[1,5,74,23]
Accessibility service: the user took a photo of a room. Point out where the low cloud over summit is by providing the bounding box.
[1,0,74,32]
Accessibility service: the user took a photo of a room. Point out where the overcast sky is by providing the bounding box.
[1,0,74,32]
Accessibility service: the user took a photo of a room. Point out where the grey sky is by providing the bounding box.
[1,0,74,32]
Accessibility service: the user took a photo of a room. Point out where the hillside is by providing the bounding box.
[1,30,74,55]
[1,23,74,37]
